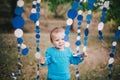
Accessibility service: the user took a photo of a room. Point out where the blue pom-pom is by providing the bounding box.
[65,30,70,35]
[85,28,89,36]
[14,7,24,15]
[88,3,93,10]
[111,49,115,53]
[36,75,40,79]
[17,47,20,52]
[32,5,36,8]
[67,9,78,19]
[88,0,96,4]
[86,14,92,20]
[17,38,23,44]
[112,46,115,49]
[36,26,40,28]
[75,0,80,2]
[12,16,25,29]
[108,74,112,78]
[99,36,103,40]
[102,11,106,16]
[99,31,102,36]
[36,47,40,52]
[84,36,88,40]
[35,29,40,33]
[108,64,113,68]
[77,15,83,21]
[115,30,120,37]
[72,2,78,9]
[78,22,82,26]
[22,48,29,56]
[36,39,40,43]
[84,41,87,46]
[109,53,114,57]
[66,26,71,30]
[113,36,118,41]
[36,7,40,13]
[75,40,81,46]
[100,16,105,22]
[103,7,107,11]
[64,35,69,41]
[30,13,40,22]
[36,34,40,38]
[87,20,91,24]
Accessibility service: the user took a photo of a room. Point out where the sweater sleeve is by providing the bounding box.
[70,56,84,65]
[69,49,84,65]
[41,49,52,66]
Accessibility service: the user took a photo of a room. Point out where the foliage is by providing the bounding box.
[44,0,73,17]
[106,0,120,30]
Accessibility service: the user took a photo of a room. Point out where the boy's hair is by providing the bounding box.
[50,27,65,42]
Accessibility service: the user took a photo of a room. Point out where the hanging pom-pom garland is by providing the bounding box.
[83,0,96,54]
[11,0,29,79]
[65,0,96,80]
[74,1,83,80]
[98,0,110,40]
[30,0,41,80]
[108,26,120,79]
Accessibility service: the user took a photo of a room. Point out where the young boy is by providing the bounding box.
[40,27,87,80]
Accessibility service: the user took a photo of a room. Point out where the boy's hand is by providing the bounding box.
[40,57,46,64]
[83,52,88,57]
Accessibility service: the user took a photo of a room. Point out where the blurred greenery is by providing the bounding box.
[106,0,120,31]
[0,0,120,32]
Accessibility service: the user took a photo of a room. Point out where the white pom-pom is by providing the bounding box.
[84,0,87,3]
[76,46,80,51]
[98,22,104,30]
[35,52,41,59]
[104,1,110,9]
[78,10,83,15]
[36,21,39,26]
[65,42,70,47]
[88,10,92,14]
[76,74,79,77]
[17,0,24,7]
[66,18,73,26]
[33,1,37,5]
[87,24,90,28]
[112,42,117,46]
[18,44,21,47]
[108,58,114,64]
[77,29,81,33]
[37,0,41,3]
[12,73,15,76]
[31,8,36,13]
[77,36,81,40]
[14,29,23,38]
[83,46,86,52]
[37,71,40,75]
[21,43,26,49]
[118,26,120,30]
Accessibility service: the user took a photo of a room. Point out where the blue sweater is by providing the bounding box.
[42,46,83,80]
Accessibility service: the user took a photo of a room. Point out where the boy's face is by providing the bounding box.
[51,32,65,50]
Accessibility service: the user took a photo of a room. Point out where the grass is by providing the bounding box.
[0,31,120,80]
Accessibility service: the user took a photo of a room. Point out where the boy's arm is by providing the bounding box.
[40,51,52,66]
[70,52,88,65]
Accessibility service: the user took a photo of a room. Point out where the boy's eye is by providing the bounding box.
[55,39,59,41]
